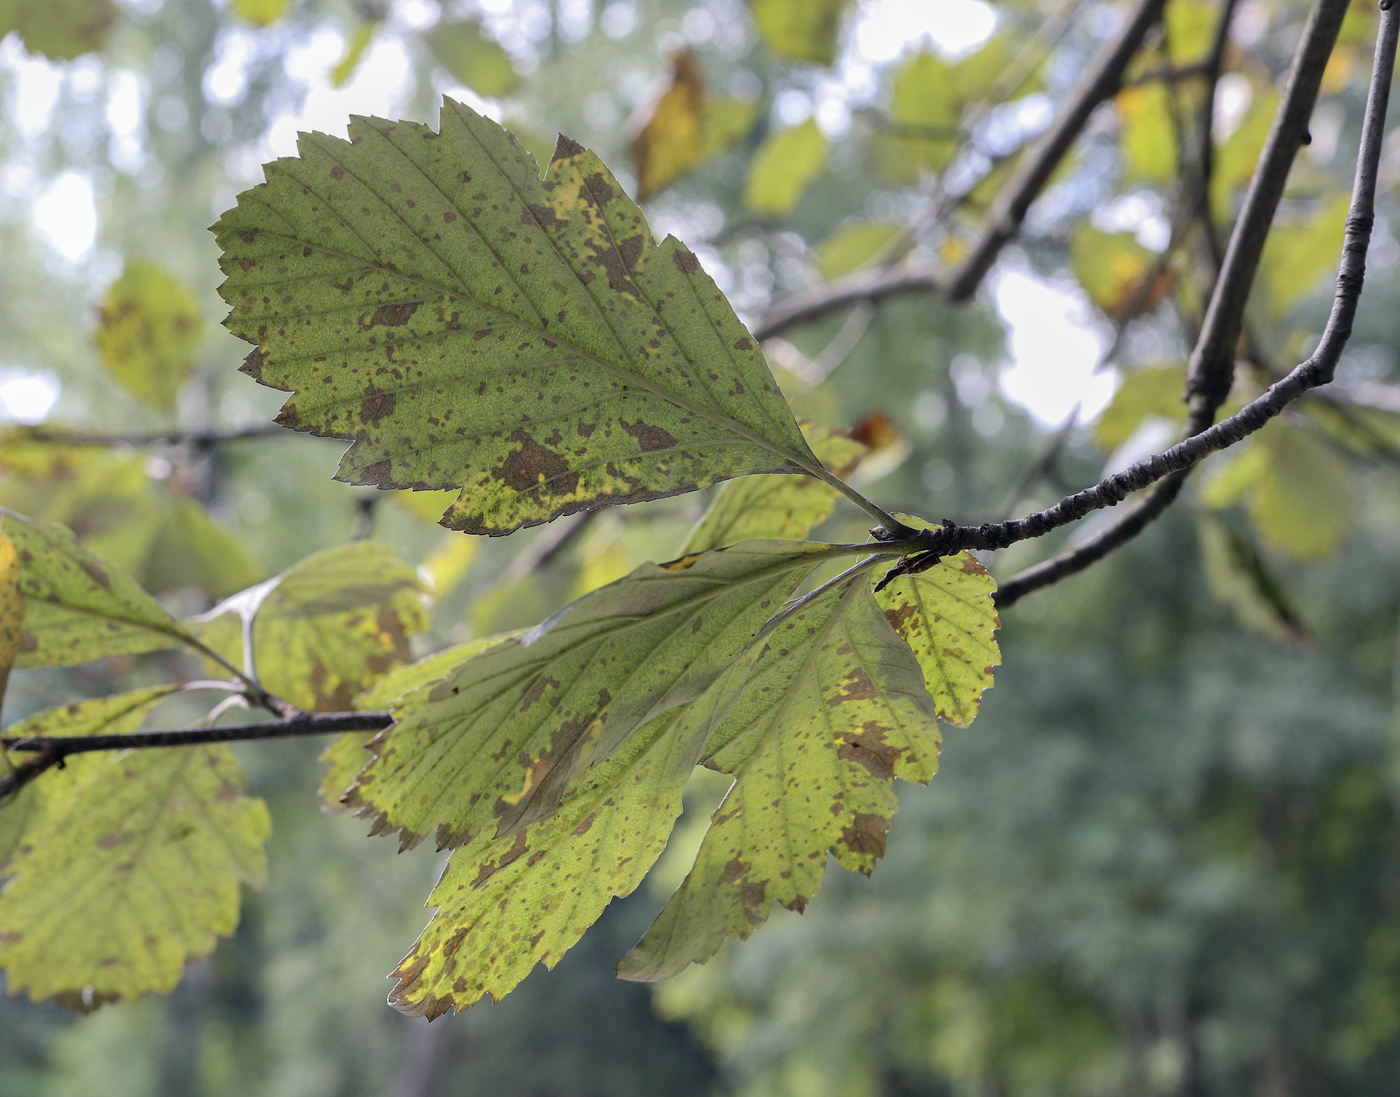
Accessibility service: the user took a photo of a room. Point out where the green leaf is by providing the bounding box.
[0,687,181,874]
[1093,365,1187,450]
[751,0,851,65]
[190,542,428,712]
[93,261,203,413]
[1163,0,1217,64]
[425,19,520,99]
[2,509,198,669]
[681,429,865,553]
[872,50,960,184]
[388,705,704,1017]
[213,100,819,535]
[0,0,116,59]
[1069,225,1171,318]
[874,552,999,727]
[815,221,903,281]
[0,742,269,1004]
[319,634,521,812]
[700,97,761,158]
[346,541,838,851]
[232,0,291,26]
[618,569,942,981]
[1196,514,1306,643]
[1211,86,1278,215]
[744,119,829,217]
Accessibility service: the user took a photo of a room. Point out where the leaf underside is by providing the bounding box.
[346,541,834,852]
[619,569,943,981]
[213,99,818,535]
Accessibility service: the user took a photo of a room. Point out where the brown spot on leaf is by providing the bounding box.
[526,203,564,230]
[621,420,676,452]
[239,348,265,380]
[358,460,394,486]
[495,431,579,496]
[827,667,878,705]
[361,391,396,423]
[444,211,457,223]
[841,812,890,862]
[366,301,420,328]
[552,134,585,161]
[585,172,616,206]
[672,247,699,274]
[237,229,257,244]
[330,165,345,180]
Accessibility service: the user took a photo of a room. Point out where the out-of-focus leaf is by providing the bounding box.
[214,101,819,535]
[389,704,701,1017]
[745,119,828,216]
[419,531,478,602]
[1202,425,1354,561]
[0,0,116,59]
[425,20,520,99]
[1070,225,1172,318]
[751,0,851,65]
[815,221,903,281]
[93,261,203,413]
[875,550,1000,728]
[1164,0,1216,64]
[873,50,959,183]
[1197,514,1307,643]
[330,18,379,88]
[190,542,428,711]
[1093,365,1188,450]
[2,509,197,668]
[619,570,942,981]
[847,411,911,485]
[346,542,835,851]
[701,97,761,156]
[1211,86,1278,214]
[232,0,291,27]
[0,742,268,1004]
[1116,84,1177,182]
[1259,195,1348,315]
[0,528,22,713]
[682,430,866,554]
[632,49,708,202]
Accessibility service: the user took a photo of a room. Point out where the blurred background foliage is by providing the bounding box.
[0,0,1399,1092]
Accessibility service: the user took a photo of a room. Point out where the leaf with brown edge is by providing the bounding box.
[618,568,941,982]
[874,547,999,728]
[388,704,705,1017]
[345,541,837,853]
[212,98,820,536]
[2,508,198,669]
[189,542,429,713]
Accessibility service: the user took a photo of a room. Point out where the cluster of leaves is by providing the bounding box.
[0,103,999,1017]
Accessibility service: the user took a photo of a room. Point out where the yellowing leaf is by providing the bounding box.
[0,743,268,1005]
[875,552,1000,728]
[619,570,942,981]
[681,429,866,553]
[190,542,428,712]
[1163,0,1216,64]
[389,705,701,1016]
[0,530,22,713]
[214,100,820,535]
[232,0,291,27]
[93,261,203,413]
[347,542,837,851]
[744,119,828,216]
[2,509,198,668]
[425,20,520,99]
[631,49,708,202]
[0,0,116,59]
[815,221,903,281]
[751,0,851,65]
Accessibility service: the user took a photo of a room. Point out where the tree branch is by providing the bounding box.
[19,425,285,448]
[0,710,394,799]
[987,0,1385,607]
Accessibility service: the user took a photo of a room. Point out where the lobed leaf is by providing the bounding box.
[0,740,269,1005]
[346,541,837,851]
[2,508,197,668]
[874,551,1000,728]
[190,542,428,711]
[213,99,818,535]
[389,705,704,1017]
[619,569,942,981]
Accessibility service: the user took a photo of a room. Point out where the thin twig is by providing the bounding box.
[989,0,1398,607]
[18,425,286,448]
